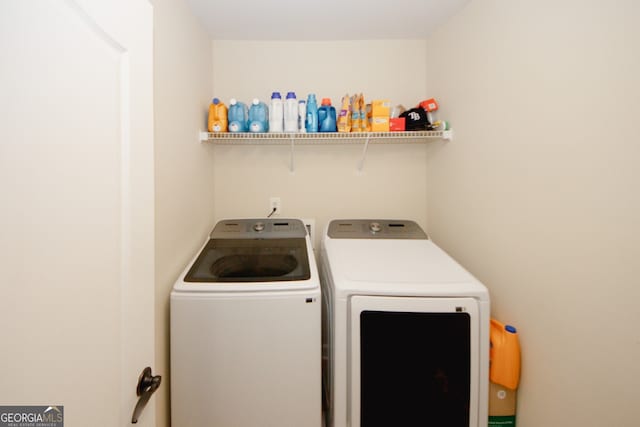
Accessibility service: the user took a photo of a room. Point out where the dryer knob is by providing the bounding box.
[369,222,382,233]
[253,222,265,232]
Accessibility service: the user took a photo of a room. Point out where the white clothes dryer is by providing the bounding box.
[171,218,321,427]
[320,219,490,427]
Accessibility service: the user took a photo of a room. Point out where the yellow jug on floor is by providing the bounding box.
[489,318,521,426]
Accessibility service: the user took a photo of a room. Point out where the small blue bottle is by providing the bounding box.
[305,94,318,133]
[298,100,306,133]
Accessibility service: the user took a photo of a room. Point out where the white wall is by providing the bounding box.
[152,0,214,425]
[211,40,430,245]
[425,0,640,425]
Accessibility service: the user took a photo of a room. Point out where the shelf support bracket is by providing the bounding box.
[357,135,371,172]
[289,135,295,173]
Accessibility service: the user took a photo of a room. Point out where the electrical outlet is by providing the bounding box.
[269,197,281,215]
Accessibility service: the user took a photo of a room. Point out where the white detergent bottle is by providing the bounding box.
[284,92,298,132]
[269,91,284,132]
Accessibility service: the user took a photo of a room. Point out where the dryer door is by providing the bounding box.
[349,296,480,427]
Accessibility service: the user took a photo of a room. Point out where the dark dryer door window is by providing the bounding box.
[350,296,479,427]
[184,238,310,282]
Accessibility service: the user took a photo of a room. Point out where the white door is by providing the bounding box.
[0,1,155,425]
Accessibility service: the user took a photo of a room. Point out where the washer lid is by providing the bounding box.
[184,237,310,283]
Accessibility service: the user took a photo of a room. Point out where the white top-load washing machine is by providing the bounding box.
[171,218,321,427]
[320,219,490,427]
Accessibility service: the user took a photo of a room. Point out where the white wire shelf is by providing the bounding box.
[199,130,452,144]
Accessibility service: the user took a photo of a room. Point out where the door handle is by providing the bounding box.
[131,366,161,424]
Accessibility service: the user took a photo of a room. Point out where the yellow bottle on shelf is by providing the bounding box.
[208,98,227,132]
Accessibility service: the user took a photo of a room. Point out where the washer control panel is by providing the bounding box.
[210,218,308,239]
[327,219,428,239]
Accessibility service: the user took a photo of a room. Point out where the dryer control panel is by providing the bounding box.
[327,219,428,239]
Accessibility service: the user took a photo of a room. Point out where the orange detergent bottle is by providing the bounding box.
[208,98,227,132]
[489,318,521,426]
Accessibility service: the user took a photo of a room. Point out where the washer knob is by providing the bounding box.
[253,222,265,232]
[369,222,382,233]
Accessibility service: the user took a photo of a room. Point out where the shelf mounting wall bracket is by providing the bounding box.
[357,135,371,172]
[289,134,295,173]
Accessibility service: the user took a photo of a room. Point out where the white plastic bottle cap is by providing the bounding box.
[230,98,237,105]
[252,98,259,105]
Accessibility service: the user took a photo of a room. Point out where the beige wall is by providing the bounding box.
[152,0,214,425]
[156,4,640,424]
[425,0,640,425]
[211,40,430,246]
